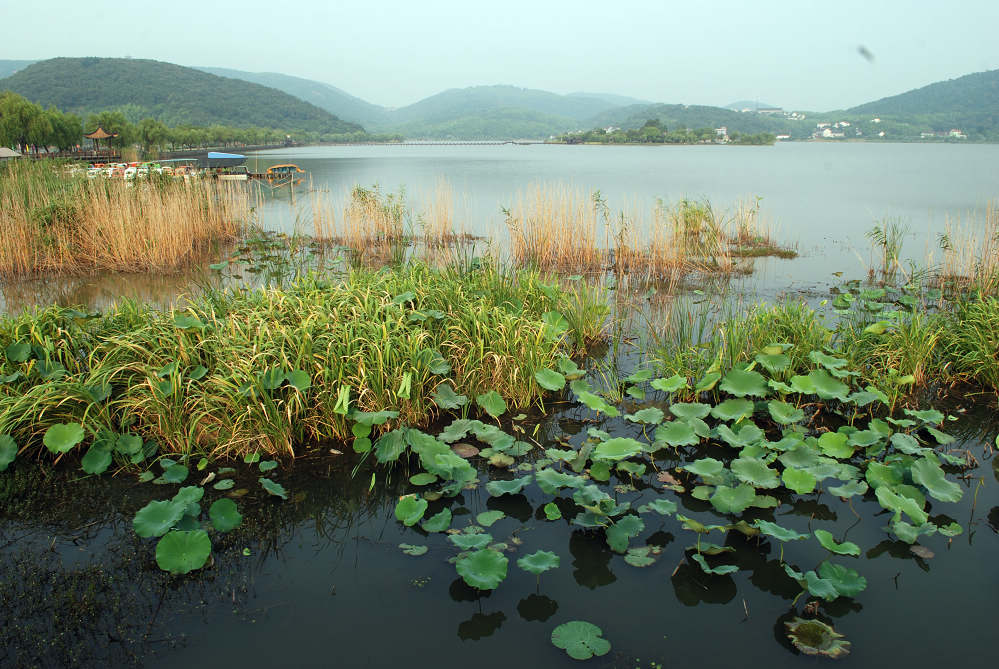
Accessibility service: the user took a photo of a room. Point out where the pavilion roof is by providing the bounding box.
[84,127,119,139]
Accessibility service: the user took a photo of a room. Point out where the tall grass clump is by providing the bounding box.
[933,204,999,295]
[0,260,607,458]
[938,296,999,391]
[0,160,248,278]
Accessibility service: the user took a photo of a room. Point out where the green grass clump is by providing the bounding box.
[0,261,606,458]
[938,296,999,391]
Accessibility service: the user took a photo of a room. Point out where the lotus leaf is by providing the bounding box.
[716,422,765,448]
[259,477,288,500]
[755,352,790,374]
[577,391,619,417]
[683,457,724,479]
[904,408,944,424]
[534,368,566,391]
[827,480,868,498]
[687,540,734,555]
[421,508,452,532]
[818,561,867,597]
[782,467,817,494]
[804,369,850,401]
[477,510,505,527]
[475,390,507,419]
[489,453,515,468]
[606,515,644,553]
[213,478,235,491]
[637,498,677,515]
[910,457,963,503]
[209,498,242,532]
[875,486,928,525]
[43,423,85,454]
[541,311,569,338]
[731,457,780,488]
[258,460,278,473]
[81,443,112,475]
[4,341,31,362]
[926,427,955,445]
[518,550,560,575]
[399,543,428,556]
[373,429,408,463]
[535,468,585,494]
[753,519,809,541]
[651,375,687,392]
[450,533,493,550]
[767,400,804,425]
[395,495,428,526]
[624,546,658,567]
[866,461,904,489]
[158,464,188,484]
[593,437,643,461]
[808,350,848,370]
[814,529,860,556]
[432,383,468,409]
[720,368,769,398]
[892,519,938,543]
[653,421,698,447]
[817,432,855,459]
[155,529,211,575]
[455,549,508,590]
[709,484,757,514]
[709,398,753,422]
[485,475,532,496]
[616,461,646,478]
[695,371,721,392]
[0,434,16,471]
[133,499,185,538]
[784,618,851,658]
[409,473,438,486]
[690,553,739,575]
[667,404,709,421]
[550,621,611,660]
[626,407,664,425]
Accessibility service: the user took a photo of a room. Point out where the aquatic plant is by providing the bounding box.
[784,618,851,657]
[550,620,611,660]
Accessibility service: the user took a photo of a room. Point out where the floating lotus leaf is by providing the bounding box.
[432,383,468,409]
[213,478,235,491]
[476,390,507,419]
[768,400,804,425]
[155,529,211,575]
[805,369,850,401]
[926,427,955,445]
[651,375,687,393]
[654,421,698,447]
[753,519,809,541]
[709,484,757,514]
[489,453,515,468]
[534,368,566,391]
[626,407,664,425]
[400,543,428,556]
[875,486,928,525]
[160,464,189,484]
[518,550,560,575]
[755,352,790,374]
[818,561,867,597]
[80,443,112,475]
[477,510,505,527]
[716,422,765,448]
[889,432,926,456]
[450,533,493,550]
[172,486,204,508]
[616,461,646,479]
[784,618,851,658]
[709,398,753,421]
[782,467,817,494]
[866,461,904,489]
[816,432,854,459]
[551,621,611,660]
[0,434,16,471]
[720,368,769,398]
[668,403,710,420]
[43,423,85,454]
[814,529,860,556]
[420,508,452,532]
[827,480,868,498]
[910,457,963,503]
[892,519,938,544]
[691,553,739,575]
[540,502,561,521]
[731,457,780,489]
[937,521,963,537]
[847,389,884,407]
[255,477,286,500]
[695,371,721,392]
[624,546,658,567]
[485,475,532,496]
[687,540,734,555]
[409,472,438,486]
[904,408,944,424]
[637,498,677,515]
[455,549,508,590]
[134,500,185,538]
[258,460,278,473]
[577,391,620,417]
[606,515,644,553]
[593,437,643,461]
[683,457,724,479]
[395,494,428,526]
[535,468,585,494]
[209,498,242,532]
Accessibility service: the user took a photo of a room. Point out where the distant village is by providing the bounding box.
[730,105,968,141]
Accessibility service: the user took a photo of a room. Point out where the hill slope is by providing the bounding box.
[196,66,389,126]
[0,57,363,135]
[588,103,806,137]
[0,60,36,79]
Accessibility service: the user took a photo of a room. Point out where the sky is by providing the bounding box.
[2,0,998,111]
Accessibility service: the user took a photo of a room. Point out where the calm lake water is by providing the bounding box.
[1,143,997,668]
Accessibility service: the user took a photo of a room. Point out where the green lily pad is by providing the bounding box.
[624,546,659,567]
[43,423,85,454]
[755,352,790,374]
[133,500,185,538]
[817,432,855,459]
[910,457,963,503]
[606,515,644,553]
[535,368,566,391]
[753,519,809,541]
[400,543,428,556]
[421,508,452,532]
[259,477,288,499]
[651,375,687,392]
[782,467,817,494]
[691,553,739,575]
[709,484,757,514]
[455,549,508,590]
[213,479,235,491]
[683,457,724,479]
[409,473,438,486]
[432,383,468,409]
[485,475,532,496]
[654,421,698,447]
[695,371,722,393]
[477,510,505,527]
[637,498,677,515]
[827,480,869,498]
[476,390,507,419]
[730,457,780,489]
[450,533,493,550]
[161,464,189,484]
[535,468,585,494]
[209,498,242,532]
[517,550,560,575]
[81,443,112,475]
[155,530,211,575]
[720,368,769,398]
[4,341,31,362]
[544,502,562,520]
[551,620,611,660]
[577,391,620,417]
[785,618,851,658]
[0,434,16,471]
[814,529,861,556]
[669,402,711,420]
[593,437,643,461]
[626,407,665,425]
[817,561,867,597]
[711,398,755,422]
[395,494,428,526]
[258,460,278,473]
[768,400,804,425]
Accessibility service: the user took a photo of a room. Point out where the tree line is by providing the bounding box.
[0,92,400,156]
[555,119,775,145]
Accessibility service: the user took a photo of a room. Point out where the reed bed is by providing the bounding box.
[0,162,248,278]
[503,185,795,278]
[932,203,999,295]
[0,260,607,458]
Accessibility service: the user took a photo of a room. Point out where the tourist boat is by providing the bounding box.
[264,164,305,180]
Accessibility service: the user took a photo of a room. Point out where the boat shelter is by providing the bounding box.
[203,152,246,169]
[0,147,22,162]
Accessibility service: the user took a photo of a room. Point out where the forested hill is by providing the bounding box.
[588,103,800,136]
[196,66,390,127]
[0,58,363,135]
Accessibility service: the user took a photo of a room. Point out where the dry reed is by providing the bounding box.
[0,165,248,278]
[932,203,999,294]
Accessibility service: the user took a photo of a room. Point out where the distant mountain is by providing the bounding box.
[568,92,653,107]
[0,60,36,79]
[725,100,778,111]
[196,66,389,126]
[588,103,807,137]
[0,57,363,136]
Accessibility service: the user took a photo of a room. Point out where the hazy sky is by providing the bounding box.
[3,0,998,110]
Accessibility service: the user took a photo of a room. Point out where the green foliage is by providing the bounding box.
[455,549,508,590]
[551,621,611,660]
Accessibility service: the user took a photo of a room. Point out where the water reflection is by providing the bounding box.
[457,611,506,640]
[569,531,616,589]
[517,594,559,622]
[670,562,737,606]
